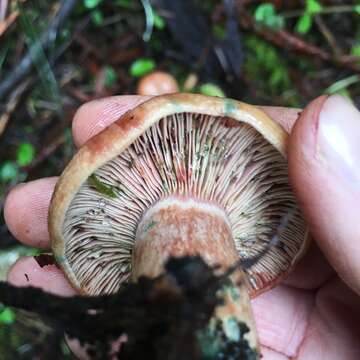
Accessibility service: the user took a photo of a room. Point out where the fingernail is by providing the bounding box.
[317,95,360,186]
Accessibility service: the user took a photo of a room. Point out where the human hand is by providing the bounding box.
[4,95,360,359]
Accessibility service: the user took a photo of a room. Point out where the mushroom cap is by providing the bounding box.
[137,71,179,96]
[49,94,309,296]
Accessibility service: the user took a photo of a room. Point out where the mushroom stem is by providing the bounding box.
[133,197,260,358]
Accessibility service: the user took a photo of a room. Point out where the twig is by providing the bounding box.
[0,10,18,37]
[0,0,79,101]
[74,33,102,59]
[237,10,360,74]
[0,79,31,137]
[314,15,342,56]
[26,133,67,171]
[282,5,358,18]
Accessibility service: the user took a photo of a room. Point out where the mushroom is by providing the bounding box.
[49,94,309,357]
[137,71,179,96]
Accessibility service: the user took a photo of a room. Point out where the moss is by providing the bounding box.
[197,318,259,360]
[221,279,240,302]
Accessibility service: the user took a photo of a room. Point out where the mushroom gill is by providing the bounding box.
[62,111,306,296]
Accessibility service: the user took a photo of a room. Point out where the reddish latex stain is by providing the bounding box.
[220,117,240,128]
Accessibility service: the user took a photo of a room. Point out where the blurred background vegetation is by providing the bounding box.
[0,0,359,358]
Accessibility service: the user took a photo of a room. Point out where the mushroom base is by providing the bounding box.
[133,197,260,356]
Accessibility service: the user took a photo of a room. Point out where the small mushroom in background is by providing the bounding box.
[49,94,309,358]
[136,71,179,96]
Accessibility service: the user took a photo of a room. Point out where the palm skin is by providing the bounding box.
[4,95,360,359]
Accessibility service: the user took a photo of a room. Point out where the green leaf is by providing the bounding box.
[355,5,360,15]
[306,0,323,14]
[0,308,15,325]
[84,0,102,9]
[130,58,156,77]
[104,66,117,87]
[325,75,360,95]
[296,13,312,34]
[351,44,360,58]
[16,142,35,166]
[254,3,284,29]
[199,83,225,98]
[0,162,18,182]
[269,67,287,88]
[254,4,275,22]
[88,175,117,198]
[91,9,104,26]
[244,35,293,97]
[153,10,165,30]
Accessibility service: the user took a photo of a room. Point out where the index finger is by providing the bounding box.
[258,106,301,133]
[72,95,151,147]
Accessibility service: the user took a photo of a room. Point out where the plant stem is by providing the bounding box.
[282,5,358,19]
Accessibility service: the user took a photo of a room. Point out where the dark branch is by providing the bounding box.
[237,8,360,74]
[0,258,223,359]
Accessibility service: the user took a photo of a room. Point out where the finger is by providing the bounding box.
[4,177,58,248]
[258,106,301,133]
[66,338,90,360]
[288,95,360,295]
[282,242,334,289]
[251,285,314,357]
[67,329,126,359]
[297,277,360,360]
[72,95,150,147]
[260,105,334,289]
[261,347,289,360]
[7,256,76,296]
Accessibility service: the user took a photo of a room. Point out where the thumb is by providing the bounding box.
[288,94,360,295]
